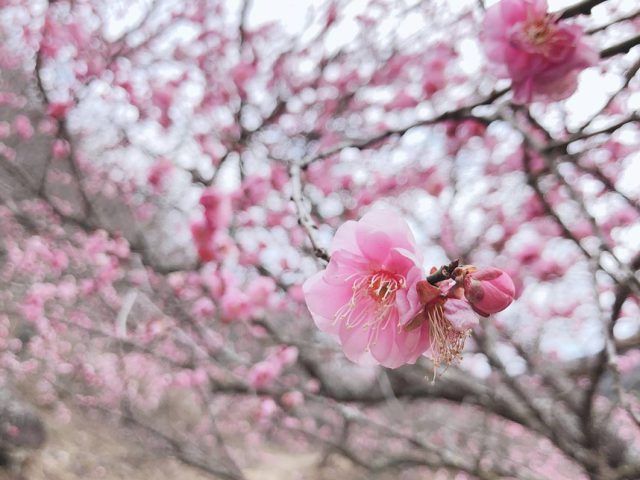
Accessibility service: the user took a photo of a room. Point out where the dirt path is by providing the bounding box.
[2,407,364,480]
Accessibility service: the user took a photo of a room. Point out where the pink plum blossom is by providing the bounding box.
[403,278,479,369]
[303,207,429,368]
[482,0,598,103]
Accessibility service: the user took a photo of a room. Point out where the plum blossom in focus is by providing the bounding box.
[303,208,429,368]
[482,0,598,103]
[403,277,480,370]
[304,210,517,370]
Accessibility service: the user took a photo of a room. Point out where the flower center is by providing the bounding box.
[367,271,404,304]
[334,270,405,334]
[525,19,552,46]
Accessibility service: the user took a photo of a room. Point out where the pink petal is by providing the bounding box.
[499,0,528,25]
[369,322,395,365]
[339,320,376,366]
[356,228,392,265]
[303,271,351,335]
[444,299,479,332]
[359,207,418,254]
[324,250,369,285]
[384,248,418,275]
[330,220,359,255]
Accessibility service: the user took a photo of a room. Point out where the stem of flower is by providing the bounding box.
[426,259,460,285]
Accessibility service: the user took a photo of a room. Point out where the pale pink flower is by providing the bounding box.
[463,267,516,316]
[482,0,598,103]
[303,207,429,368]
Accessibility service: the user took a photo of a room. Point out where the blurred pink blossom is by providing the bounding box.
[51,139,70,160]
[200,188,232,230]
[46,100,73,120]
[247,360,280,389]
[281,391,304,409]
[482,0,597,103]
[147,158,174,192]
[14,114,33,139]
[384,91,418,111]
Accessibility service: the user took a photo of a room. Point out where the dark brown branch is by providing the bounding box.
[300,87,508,168]
[557,0,607,20]
[426,259,460,284]
[600,34,640,59]
[587,9,640,34]
[583,252,640,439]
[545,113,640,153]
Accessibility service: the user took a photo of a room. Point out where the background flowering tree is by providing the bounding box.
[0,0,639,478]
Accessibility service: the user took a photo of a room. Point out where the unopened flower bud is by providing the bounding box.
[463,267,515,316]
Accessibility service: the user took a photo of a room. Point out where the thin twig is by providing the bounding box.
[288,163,330,262]
[300,87,508,168]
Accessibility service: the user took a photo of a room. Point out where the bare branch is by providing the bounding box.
[288,163,330,262]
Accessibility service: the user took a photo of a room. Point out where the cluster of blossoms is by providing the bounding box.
[303,208,515,370]
[482,0,597,103]
[247,346,299,390]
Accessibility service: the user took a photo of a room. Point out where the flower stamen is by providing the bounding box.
[334,271,406,349]
[425,301,470,377]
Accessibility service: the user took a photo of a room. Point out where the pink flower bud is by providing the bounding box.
[463,267,515,316]
[281,391,304,409]
[14,115,33,139]
[52,139,70,160]
[47,100,73,120]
